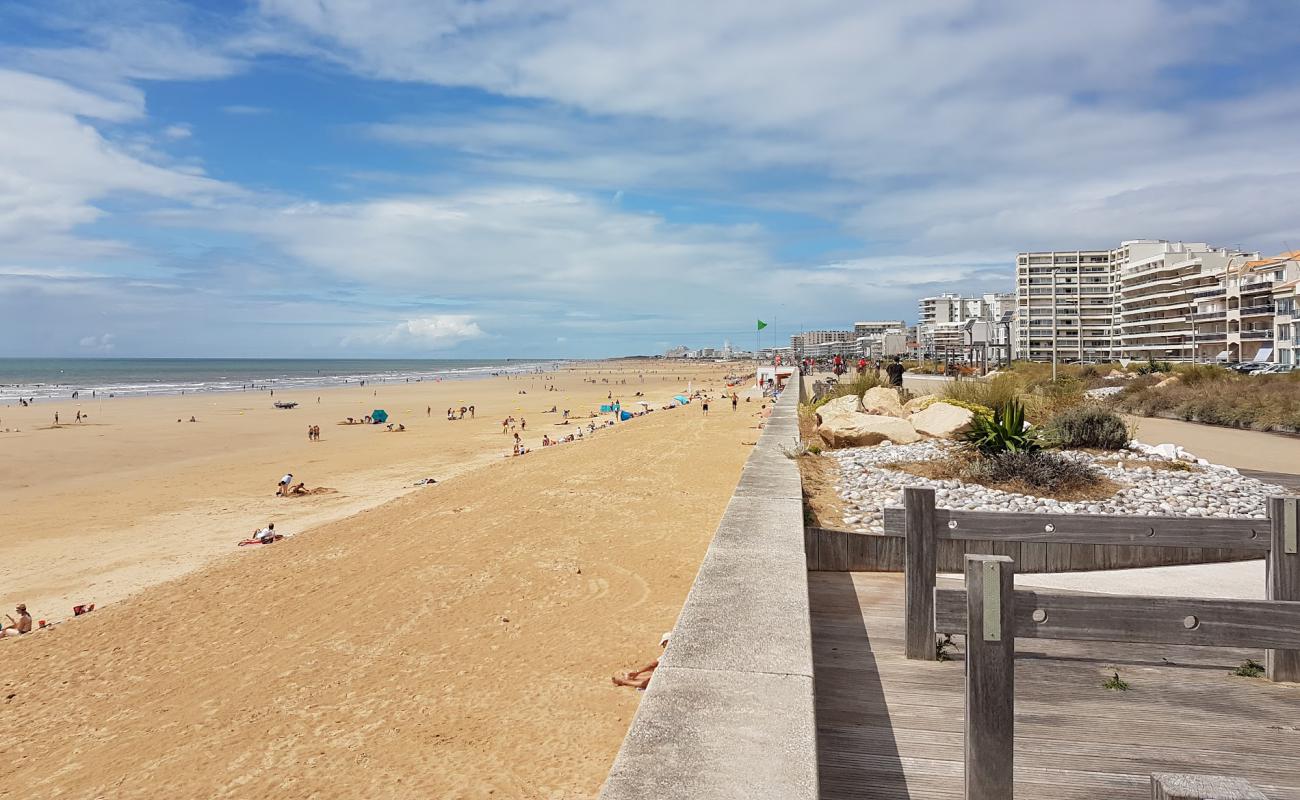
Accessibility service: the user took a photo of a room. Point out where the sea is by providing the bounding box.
[0,358,561,402]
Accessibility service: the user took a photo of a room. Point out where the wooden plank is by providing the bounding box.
[964,555,1015,800]
[881,507,1268,550]
[1151,772,1269,799]
[904,487,937,660]
[935,589,1300,650]
[1268,496,1300,682]
[810,571,1300,800]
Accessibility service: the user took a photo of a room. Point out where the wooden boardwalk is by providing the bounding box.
[811,571,1300,799]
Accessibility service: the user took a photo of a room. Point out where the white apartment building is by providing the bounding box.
[1225,252,1300,364]
[1015,241,1272,364]
[917,293,1014,361]
[853,320,906,338]
[1273,255,1300,366]
[1016,249,1116,363]
[1116,241,1254,362]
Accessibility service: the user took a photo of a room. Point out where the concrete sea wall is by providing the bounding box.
[599,381,818,799]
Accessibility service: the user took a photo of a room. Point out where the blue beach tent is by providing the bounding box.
[371,409,388,423]
[673,395,690,405]
[620,410,633,421]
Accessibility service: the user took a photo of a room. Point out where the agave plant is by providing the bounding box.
[962,400,1041,455]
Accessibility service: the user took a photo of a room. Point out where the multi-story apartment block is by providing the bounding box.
[1015,241,1279,364]
[1276,280,1298,367]
[1015,249,1116,363]
[1224,251,1300,364]
[1116,241,1254,362]
[918,292,1016,361]
[853,320,906,338]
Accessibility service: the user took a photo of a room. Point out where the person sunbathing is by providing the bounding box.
[2,605,32,637]
[289,482,309,495]
[255,523,278,543]
[612,632,670,689]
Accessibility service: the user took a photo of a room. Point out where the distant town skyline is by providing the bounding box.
[4,2,1300,358]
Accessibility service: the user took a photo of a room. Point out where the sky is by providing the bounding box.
[3,0,1300,358]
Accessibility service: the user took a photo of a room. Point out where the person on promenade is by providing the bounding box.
[277,473,293,497]
[2,604,32,637]
[886,356,905,388]
[613,632,670,689]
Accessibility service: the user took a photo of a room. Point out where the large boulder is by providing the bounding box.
[1154,376,1180,389]
[909,401,975,439]
[862,386,906,417]
[814,394,864,425]
[902,396,933,414]
[818,413,922,448]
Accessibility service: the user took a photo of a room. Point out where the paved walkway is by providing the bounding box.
[812,571,1300,800]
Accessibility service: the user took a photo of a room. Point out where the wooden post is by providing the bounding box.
[904,487,938,660]
[1151,772,1269,799]
[965,554,1015,800]
[1267,495,1300,682]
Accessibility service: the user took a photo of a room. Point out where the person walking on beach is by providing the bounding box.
[731,394,738,412]
[277,473,293,497]
[53,412,59,425]
[886,356,905,388]
[701,400,709,416]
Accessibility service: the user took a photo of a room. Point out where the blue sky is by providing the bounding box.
[3,1,1300,358]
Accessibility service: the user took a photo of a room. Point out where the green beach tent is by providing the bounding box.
[371,409,388,423]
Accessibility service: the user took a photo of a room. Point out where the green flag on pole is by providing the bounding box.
[757,319,768,330]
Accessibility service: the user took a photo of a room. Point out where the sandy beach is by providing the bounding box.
[0,359,767,797]
[0,361,741,618]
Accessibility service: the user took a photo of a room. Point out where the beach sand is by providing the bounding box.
[0,360,765,797]
[0,361,738,618]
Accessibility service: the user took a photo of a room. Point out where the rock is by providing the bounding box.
[818,413,922,447]
[1154,376,1179,389]
[902,396,932,414]
[862,386,907,417]
[909,401,975,439]
[1151,443,1180,460]
[815,394,864,425]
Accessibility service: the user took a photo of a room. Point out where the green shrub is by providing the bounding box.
[912,395,994,418]
[1135,358,1173,375]
[964,451,1099,493]
[1046,405,1131,450]
[962,401,1041,455]
[1173,364,1231,386]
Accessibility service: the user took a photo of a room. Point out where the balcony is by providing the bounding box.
[1241,330,1272,340]
[1239,305,1275,317]
[1240,280,1274,293]
[1193,310,1226,320]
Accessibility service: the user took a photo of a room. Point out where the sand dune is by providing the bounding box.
[0,364,761,798]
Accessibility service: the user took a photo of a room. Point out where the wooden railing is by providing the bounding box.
[899,486,1300,682]
[951,553,1287,800]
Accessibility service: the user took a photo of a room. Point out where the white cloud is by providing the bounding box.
[260,0,1300,258]
[162,124,192,140]
[78,333,115,352]
[0,68,235,263]
[350,315,486,350]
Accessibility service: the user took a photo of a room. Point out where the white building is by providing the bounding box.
[1016,249,1116,363]
[917,293,1013,362]
[1015,241,1271,364]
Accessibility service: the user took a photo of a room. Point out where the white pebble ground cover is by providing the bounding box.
[829,440,1284,533]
